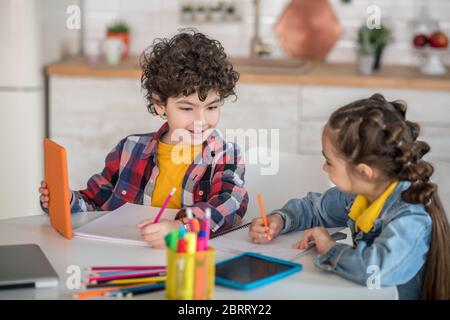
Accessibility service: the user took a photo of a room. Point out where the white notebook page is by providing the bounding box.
[210,226,344,261]
[74,203,178,247]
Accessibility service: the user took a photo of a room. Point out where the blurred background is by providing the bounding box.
[1,0,449,219]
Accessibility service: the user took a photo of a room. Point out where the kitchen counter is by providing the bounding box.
[46,55,450,91]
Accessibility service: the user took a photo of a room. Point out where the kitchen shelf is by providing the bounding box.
[46,55,450,91]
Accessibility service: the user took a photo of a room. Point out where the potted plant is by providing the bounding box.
[357,24,391,74]
[106,21,130,59]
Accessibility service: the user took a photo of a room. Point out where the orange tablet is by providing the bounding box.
[44,139,73,239]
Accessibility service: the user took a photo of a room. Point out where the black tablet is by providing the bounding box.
[215,252,302,290]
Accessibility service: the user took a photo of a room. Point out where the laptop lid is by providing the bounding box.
[0,244,59,289]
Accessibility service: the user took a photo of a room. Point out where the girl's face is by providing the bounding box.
[321,126,359,194]
[155,91,221,144]
[322,125,393,202]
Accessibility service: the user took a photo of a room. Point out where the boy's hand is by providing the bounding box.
[138,219,183,249]
[249,213,284,244]
[292,227,335,254]
[39,180,50,208]
[39,180,72,209]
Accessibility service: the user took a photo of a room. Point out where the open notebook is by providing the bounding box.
[210,225,346,261]
[74,203,178,247]
[73,203,346,256]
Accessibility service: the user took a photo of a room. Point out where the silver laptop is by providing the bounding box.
[0,244,59,289]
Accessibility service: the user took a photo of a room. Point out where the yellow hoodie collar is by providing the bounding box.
[348,181,398,233]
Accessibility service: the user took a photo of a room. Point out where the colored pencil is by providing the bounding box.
[87,265,165,272]
[84,283,129,289]
[125,285,165,297]
[74,286,122,299]
[92,269,165,277]
[87,270,166,283]
[186,207,194,230]
[84,277,166,289]
[76,282,160,299]
[153,187,176,223]
[257,193,271,240]
[204,208,211,243]
[104,276,166,285]
[106,283,165,298]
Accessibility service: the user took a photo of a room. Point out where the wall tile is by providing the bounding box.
[81,0,450,65]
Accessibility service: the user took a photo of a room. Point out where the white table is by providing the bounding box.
[0,212,397,300]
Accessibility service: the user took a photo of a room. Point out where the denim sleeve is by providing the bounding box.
[314,211,432,287]
[273,187,355,234]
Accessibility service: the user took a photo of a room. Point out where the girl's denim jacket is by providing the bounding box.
[274,181,432,300]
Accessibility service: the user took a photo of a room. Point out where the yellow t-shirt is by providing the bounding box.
[151,140,203,209]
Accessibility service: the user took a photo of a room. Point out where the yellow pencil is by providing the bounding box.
[107,276,166,285]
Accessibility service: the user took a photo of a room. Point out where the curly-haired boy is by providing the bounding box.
[39,30,248,248]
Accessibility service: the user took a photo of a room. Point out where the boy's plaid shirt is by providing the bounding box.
[65,122,248,232]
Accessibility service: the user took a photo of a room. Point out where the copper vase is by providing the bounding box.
[275,0,341,59]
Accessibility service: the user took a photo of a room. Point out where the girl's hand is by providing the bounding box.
[39,180,50,208]
[292,227,335,255]
[249,213,284,244]
[138,219,183,249]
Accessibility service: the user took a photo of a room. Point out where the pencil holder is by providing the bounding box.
[166,247,215,300]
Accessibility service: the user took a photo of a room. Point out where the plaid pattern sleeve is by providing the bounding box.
[187,142,249,233]
[70,137,126,213]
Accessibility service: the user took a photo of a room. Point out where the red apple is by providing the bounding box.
[413,34,428,47]
[429,31,448,48]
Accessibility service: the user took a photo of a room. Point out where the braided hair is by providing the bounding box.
[327,93,450,300]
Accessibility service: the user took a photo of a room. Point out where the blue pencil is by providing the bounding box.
[106,282,165,298]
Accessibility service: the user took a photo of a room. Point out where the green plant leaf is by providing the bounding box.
[356,24,391,54]
[107,21,129,33]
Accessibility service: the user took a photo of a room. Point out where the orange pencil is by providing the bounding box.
[257,193,271,240]
[74,282,154,299]
[73,286,121,299]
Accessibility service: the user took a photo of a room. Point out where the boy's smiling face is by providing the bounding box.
[154,90,221,145]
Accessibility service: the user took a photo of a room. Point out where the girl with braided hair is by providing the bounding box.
[249,93,450,299]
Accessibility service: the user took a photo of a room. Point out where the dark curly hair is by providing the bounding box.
[139,29,240,115]
[327,93,450,300]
